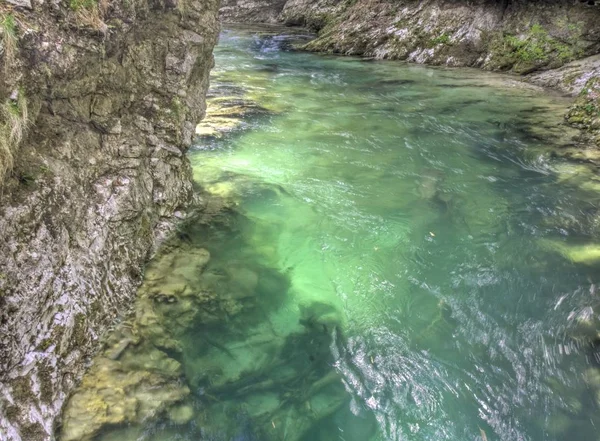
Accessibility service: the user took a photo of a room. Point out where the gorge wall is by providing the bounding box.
[0,0,219,439]
[221,0,600,74]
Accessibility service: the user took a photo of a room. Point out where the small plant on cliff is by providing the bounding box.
[68,0,109,34]
[0,88,29,184]
[0,13,18,72]
[429,33,451,47]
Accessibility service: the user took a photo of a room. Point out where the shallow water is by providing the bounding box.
[70,26,600,441]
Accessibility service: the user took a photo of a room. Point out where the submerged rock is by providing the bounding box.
[196,92,273,138]
[59,357,190,441]
[539,239,600,266]
[299,301,342,333]
[168,403,195,424]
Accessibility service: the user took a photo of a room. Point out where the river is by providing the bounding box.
[62,26,600,441]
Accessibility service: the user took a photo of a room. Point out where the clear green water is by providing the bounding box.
[90,26,600,441]
[186,27,600,441]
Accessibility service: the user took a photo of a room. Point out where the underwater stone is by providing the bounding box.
[584,368,600,389]
[60,354,190,441]
[540,239,600,266]
[546,413,572,435]
[168,404,195,424]
[299,301,342,332]
[226,266,259,298]
[105,338,133,361]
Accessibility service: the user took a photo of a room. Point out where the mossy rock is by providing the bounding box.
[566,77,600,130]
[488,24,583,73]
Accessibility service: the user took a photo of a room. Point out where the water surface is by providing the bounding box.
[78,26,600,441]
[189,26,600,441]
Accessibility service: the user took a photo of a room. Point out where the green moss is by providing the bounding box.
[429,33,450,47]
[69,0,97,11]
[498,23,582,73]
[38,363,54,403]
[567,77,600,129]
[11,376,32,401]
[5,405,19,420]
[50,324,65,349]
[72,313,88,348]
[170,97,184,121]
[306,12,335,32]
[20,422,46,440]
[37,338,53,351]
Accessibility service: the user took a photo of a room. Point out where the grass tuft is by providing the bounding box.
[69,0,109,34]
[0,88,29,184]
[0,13,18,73]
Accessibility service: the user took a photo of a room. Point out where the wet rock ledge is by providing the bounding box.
[0,0,219,439]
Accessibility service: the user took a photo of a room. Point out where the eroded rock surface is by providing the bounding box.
[0,0,219,440]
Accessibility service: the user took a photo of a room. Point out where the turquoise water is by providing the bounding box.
[186,27,600,441]
[73,26,600,441]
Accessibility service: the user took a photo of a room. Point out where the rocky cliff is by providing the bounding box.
[0,0,219,439]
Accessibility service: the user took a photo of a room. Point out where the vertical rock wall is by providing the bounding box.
[0,0,219,439]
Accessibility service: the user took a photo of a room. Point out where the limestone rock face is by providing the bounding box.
[219,0,600,73]
[0,0,219,440]
[221,0,289,23]
[5,0,32,9]
[528,55,600,95]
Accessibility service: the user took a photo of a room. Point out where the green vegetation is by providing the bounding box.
[68,0,108,33]
[37,339,53,351]
[0,88,28,184]
[583,102,600,116]
[170,96,184,121]
[429,33,451,47]
[500,24,581,72]
[566,77,600,129]
[0,13,18,72]
[69,0,97,10]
